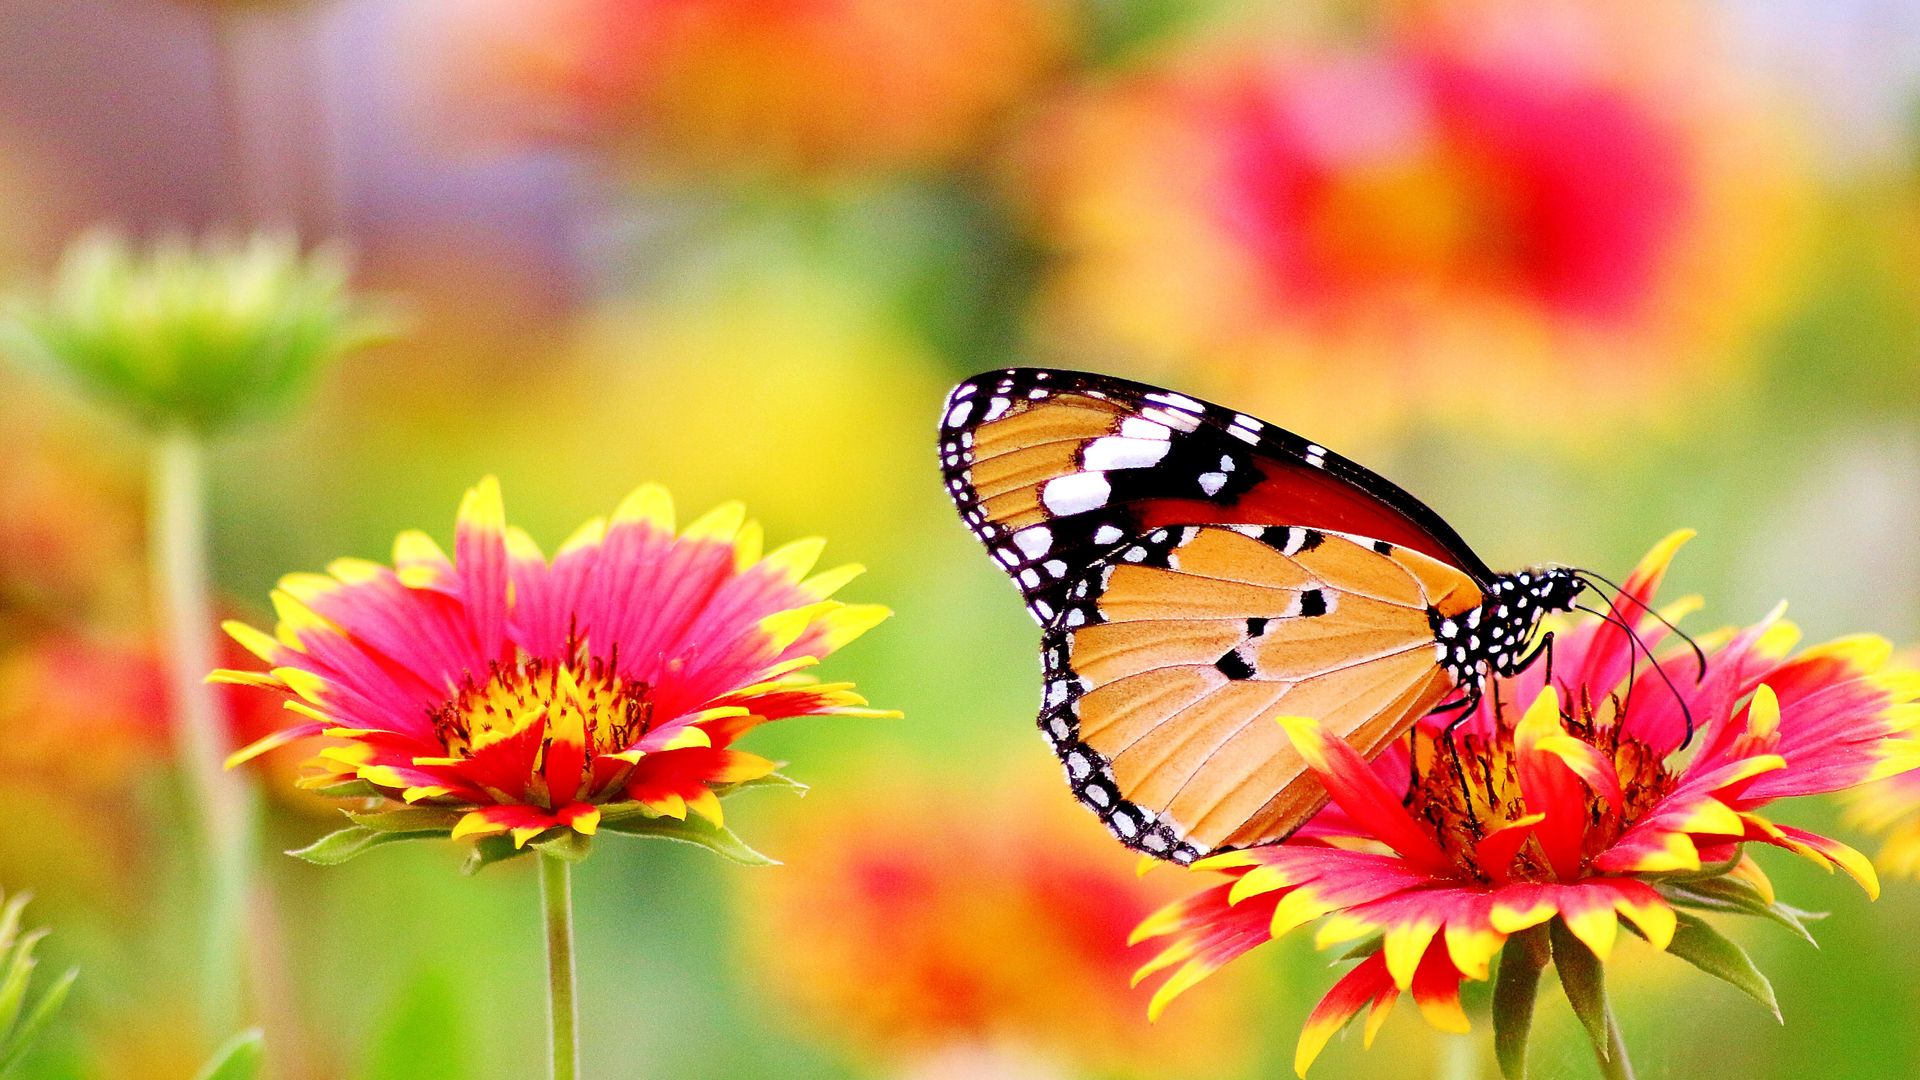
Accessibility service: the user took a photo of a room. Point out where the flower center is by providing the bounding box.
[1403,697,1676,882]
[430,651,652,760]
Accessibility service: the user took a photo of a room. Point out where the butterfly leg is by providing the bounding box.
[1431,685,1484,834]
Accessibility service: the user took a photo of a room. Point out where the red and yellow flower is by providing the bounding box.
[218,477,892,854]
[1019,3,1807,442]
[1134,531,1920,1075]
[740,767,1251,1078]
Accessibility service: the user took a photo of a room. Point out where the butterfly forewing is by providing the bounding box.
[1039,524,1481,861]
[939,368,1496,625]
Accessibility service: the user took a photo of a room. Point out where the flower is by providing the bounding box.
[217,477,892,865]
[739,767,1251,1078]
[1133,531,1920,1076]
[439,0,1073,179]
[2,231,392,434]
[1846,720,1920,879]
[1018,4,1807,442]
[0,632,168,914]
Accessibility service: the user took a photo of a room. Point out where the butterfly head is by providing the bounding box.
[1526,566,1587,614]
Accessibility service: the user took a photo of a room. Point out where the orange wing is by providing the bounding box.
[1039,523,1482,861]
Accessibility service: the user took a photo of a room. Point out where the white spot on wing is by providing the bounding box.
[1084,435,1172,472]
[1092,524,1123,545]
[945,401,972,428]
[1197,471,1228,495]
[1013,526,1052,559]
[1042,472,1112,516]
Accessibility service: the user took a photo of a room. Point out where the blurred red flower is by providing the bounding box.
[739,768,1252,1078]
[1019,4,1808,441]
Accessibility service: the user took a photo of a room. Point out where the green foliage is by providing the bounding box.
[1663,912,1783,1021]
[0,893,76,1078]
[1492,925,1551,1080]
[1,230,394,434]
[191,1029,264,1080]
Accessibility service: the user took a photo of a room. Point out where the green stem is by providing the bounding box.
[1438,1033,1482,1080]
[150,427,252,1039]
[540,854,579,1080]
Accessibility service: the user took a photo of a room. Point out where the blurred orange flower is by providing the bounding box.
[441,0,1074,179]
[739,766,1252,1078]
[1019,3,1809,441]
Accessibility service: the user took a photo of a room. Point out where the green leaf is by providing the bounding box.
[1494,925,1551,1080]
[1547,919,1613,1060]
[345,807,463,833]
[599,814,777,866]
[363,969,473,1080]
[461,834,531,876]
[287,826,442,865]
[531,829,592,863]
[714,771,809,799]
[190,1028,265,1080]
[1662,911,1781,1021]
[0,966,74,1077]
[1658,878,1823,945]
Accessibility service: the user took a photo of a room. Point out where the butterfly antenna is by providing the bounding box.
[1576,568,1707,682]
[1576,601,1698,749]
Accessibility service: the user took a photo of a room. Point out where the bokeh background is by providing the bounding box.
[2,0,1919,1077]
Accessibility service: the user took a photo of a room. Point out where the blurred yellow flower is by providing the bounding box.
[1018,2,1810,442]
[443,0,1075,179]
[738,766,1253,1078]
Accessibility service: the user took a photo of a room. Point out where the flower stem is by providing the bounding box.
[540,853,580,1080]
[150,426,252,1038]
[1593,1004,1636,1080]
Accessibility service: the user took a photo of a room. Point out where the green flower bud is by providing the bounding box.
[3,230,394,434]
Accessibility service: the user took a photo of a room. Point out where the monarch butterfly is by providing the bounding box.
[938,368,1598,864]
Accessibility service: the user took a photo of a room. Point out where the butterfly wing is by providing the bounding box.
[1040,523,1483,861]
[939,368,1496,624]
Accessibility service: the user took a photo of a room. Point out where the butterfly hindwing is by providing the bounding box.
[939,368,1496,625]
[1038,523,1482,861]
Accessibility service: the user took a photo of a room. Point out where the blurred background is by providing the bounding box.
[1,0,1919,1076]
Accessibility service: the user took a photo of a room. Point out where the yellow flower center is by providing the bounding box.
[1403,695,1676,882]
[430,652,652,760]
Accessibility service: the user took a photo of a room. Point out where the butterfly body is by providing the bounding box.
[940,369,1583,862]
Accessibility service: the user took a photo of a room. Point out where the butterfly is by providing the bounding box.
[939,368,1590,864]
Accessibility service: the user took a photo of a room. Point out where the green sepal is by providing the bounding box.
[1493,924,1551,1080]
[1657,877,1823,945]
[190,1028,265,1080]
[599,814,777,866]
[1336,935,1384,962]
[345,807,463,833]
[461,835,530,876]
[714,771,808,800]
[1662,911,1781,1021]
[531,829,593,863]
[1547,918,1617,1063]
[287,826,442,865]
[309,780,382,800]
